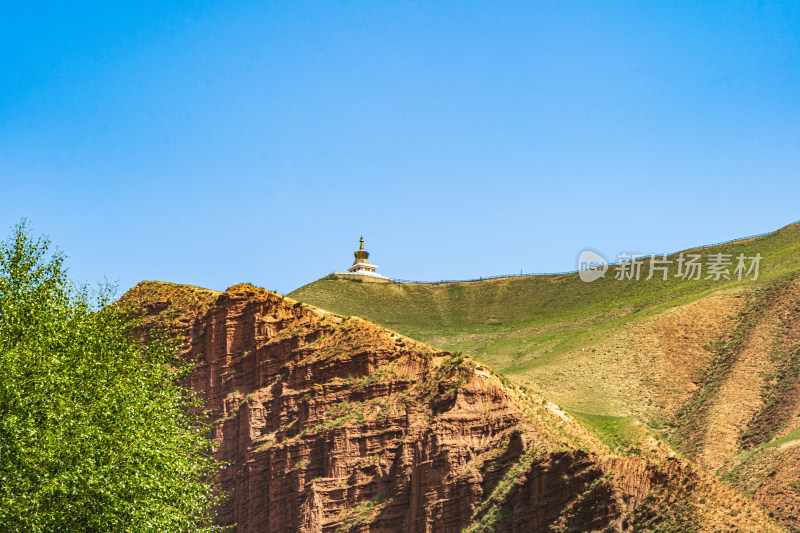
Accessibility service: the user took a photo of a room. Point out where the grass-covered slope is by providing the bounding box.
[290,222,800,416]
[290,221,800,529]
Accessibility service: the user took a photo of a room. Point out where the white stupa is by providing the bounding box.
[333,236,391,282]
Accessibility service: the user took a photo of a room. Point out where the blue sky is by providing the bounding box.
[1,1,798,294]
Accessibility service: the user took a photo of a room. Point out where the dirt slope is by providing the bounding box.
[124,281,784,532]
[674,275,800,531]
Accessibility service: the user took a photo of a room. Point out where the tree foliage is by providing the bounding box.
[0,221,223,531]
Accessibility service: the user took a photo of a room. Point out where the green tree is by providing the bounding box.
[0,221,224,532]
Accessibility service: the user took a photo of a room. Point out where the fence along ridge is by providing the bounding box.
[325,220,799,285]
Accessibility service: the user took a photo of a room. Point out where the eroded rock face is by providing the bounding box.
[125,282,782,532]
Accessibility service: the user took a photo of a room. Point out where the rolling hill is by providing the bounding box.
[289,221,800,530]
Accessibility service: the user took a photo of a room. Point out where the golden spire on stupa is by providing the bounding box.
[353,236,370,263]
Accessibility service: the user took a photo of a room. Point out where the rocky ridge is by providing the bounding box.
[123,281,783,532]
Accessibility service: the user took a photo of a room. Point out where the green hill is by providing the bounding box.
[290,221,800,527]
[291,221,800,377]
[291,226,798,425]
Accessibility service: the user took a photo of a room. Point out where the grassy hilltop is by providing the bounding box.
[289,222,800,528]
[290,222,800,402]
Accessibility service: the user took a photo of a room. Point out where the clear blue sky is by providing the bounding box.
[2,1,798,294]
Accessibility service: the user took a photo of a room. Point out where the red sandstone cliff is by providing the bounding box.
[123,281,783,532]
